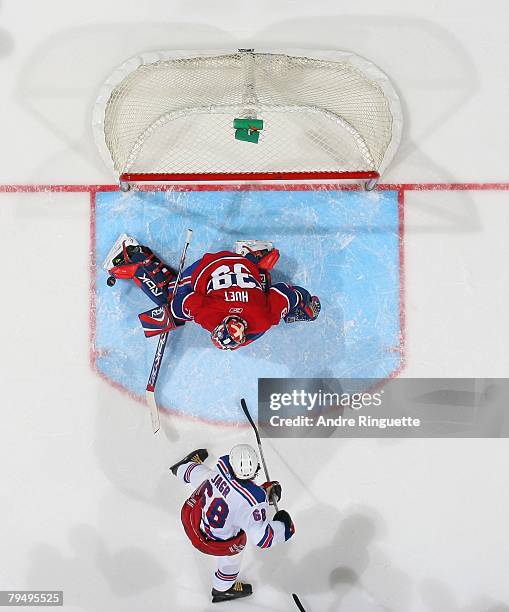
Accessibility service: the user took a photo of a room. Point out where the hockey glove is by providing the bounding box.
[273,509,295,541]
[285,286,321,324]
[262,481,282,504]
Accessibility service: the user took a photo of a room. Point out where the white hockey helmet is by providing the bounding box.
[229,444,260,480]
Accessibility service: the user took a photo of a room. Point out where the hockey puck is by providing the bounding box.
[107,276,116,287]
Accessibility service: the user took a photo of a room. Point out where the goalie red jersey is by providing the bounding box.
[175,251,295,336]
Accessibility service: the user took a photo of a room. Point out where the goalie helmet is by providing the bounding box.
[211,316,247,350]
[229,444,260,480]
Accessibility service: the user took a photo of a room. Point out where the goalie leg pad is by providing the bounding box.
[234,240,274,257]
[257,248,280,270]
[109,261,141,280]
[107,240,177,306]
[234,240,280,270]
[102,234,139,271]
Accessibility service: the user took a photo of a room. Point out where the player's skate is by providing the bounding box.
[170,449,208,476]
[211,581,253,604]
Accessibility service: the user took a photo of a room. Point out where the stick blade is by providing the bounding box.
[240,398,261,444]
[146,390,160,434]
[292,593,307,612]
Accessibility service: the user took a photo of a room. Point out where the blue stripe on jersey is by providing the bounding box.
[200,518,213,538]
[170,260,201,320]
[216,461,257,508]
[245,330,267,343]
[257,524,275,549]
[237,477,266,505]
[271,282,300,311]
[217,456,266,505]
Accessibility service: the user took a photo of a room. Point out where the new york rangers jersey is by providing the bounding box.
[182,454,292,549]
[170,251,302,342]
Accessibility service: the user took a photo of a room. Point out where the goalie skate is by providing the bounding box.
[234,240,273,257]
[102,233,139,271]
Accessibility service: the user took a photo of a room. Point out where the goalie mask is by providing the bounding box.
[211,316,247,350]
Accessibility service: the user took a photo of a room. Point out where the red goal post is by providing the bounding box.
[93,49,402,190]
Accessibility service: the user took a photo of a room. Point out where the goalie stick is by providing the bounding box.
[146,229,193,434]
[240,398,279,511]
[292,593,307,611]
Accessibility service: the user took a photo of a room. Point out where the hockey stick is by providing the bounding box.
[240,398,279,511]
[146,229,193,434]
[292,593,307,612]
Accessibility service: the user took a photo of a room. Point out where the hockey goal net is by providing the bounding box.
[93,49,402,187]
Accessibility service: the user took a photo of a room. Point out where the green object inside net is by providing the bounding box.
[234,118,264,143]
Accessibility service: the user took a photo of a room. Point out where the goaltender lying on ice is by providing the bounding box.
[103,235,321,350]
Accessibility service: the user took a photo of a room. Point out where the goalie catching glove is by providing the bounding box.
[284,287,321,323]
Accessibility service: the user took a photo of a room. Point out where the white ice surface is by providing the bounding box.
[1,2,509,611]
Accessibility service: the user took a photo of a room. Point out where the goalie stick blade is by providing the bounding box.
[146,390,180,441]
[146,390,160,434]
[292,593,307,612]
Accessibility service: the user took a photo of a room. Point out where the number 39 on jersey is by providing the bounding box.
[208,263,260,293]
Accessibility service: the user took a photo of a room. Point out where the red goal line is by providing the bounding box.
[0,182,509,194]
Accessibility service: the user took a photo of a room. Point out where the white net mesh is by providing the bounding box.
[100,51,400,178]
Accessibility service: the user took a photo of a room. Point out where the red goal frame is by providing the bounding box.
[120,170,379,185]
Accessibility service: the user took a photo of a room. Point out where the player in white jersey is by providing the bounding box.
[170,444,295,603]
